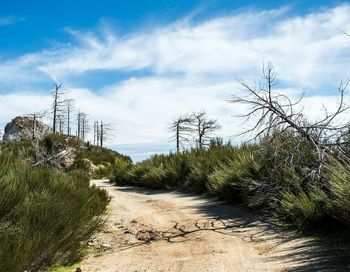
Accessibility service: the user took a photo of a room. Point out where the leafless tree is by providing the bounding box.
[169,114,193,152]
[52,83,68,134]
[65,99,74,136]
[97,121,113,147]
[76,112,89,141]
[95,121,101,146]
[57,114,65,134]
[93,121,98,145]
[27,111,47,139]
[191,111,221,148]
[81,113,89,141]
[231,62,350,180]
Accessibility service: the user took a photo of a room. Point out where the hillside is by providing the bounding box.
[0,118,132,271]
[2,116,131,178]
[0,142,111,271]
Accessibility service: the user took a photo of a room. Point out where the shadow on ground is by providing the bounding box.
[103,180,350,272]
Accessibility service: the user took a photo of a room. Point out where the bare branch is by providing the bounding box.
[231,62,350,182]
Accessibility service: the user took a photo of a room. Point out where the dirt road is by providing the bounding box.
[80,180,349,272]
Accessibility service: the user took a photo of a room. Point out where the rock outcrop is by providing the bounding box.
[3,116,50,144]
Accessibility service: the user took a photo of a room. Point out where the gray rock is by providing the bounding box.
[3,116,50,144]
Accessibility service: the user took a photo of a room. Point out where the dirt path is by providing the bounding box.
[79,180,349,272]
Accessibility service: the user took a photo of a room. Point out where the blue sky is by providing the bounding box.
[1,0,350,161]
[0,0,347,55]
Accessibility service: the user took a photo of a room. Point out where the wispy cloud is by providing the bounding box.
[1,5,350,160]
[35,5,350,89]
[0,16,25,26]
[2,5,350,88]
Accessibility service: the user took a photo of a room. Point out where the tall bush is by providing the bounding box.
[0,151,109,272]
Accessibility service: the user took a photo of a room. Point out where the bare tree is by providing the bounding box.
[52,83,67,134]
[76,112,81,139]
[191,111,221,148]
[57,114,65,134]
[100,121,104,147]
[231,62,350,180]
[95,121,101,146]
[27,111,46,139]
[93,121,97,145]
[169,115,193,152]
[81,113,89,141]
[76,112,89,141]
[65,99,74,136]
[98,121,113,147]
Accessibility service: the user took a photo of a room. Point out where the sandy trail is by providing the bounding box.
[80,180,349,272]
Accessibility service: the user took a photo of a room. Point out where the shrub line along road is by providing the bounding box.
[80,179,348,272]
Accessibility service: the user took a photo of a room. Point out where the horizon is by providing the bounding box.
[1,0,350,161]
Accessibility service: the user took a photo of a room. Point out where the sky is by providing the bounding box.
[1,0,350,161]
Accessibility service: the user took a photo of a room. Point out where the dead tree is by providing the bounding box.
[191,111,221,148]
[231,62,350,180]
[65,99,74,136]
[100,121,104,147]
[96,121,100,146]
[76,112,89,141]
[57,114,65,134]
[52,83,67,134]
[93,121,97,145]
[98,121,112,147]
[76,112,81,139]
[169,115,193,152]
[81,113,88,141]
[27,111,46,139]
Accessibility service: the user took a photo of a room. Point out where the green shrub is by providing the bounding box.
[208,146,261,203]
[71,158,92,172]
[112,142,258,193]
[111,134,350,231]
[92,164,111,179]
[112,158,133,185]
[77,145,131,167]
[131,163,166,189]
[73,143,132,179]
[279,189,328,229]
[0,150,109,272]
[324,157,350,226]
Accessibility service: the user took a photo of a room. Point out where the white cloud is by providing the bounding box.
[34,5,350,88]
[1,5,350,160]
[0,16,25,26]
[2,5,350,86]
[0,92,51,123]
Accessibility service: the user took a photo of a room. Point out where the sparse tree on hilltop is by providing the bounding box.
[76,112,89,141]
[65,99,74,136]
[96,121,113,147]
[27,111,47,140]
[52,83,67,134]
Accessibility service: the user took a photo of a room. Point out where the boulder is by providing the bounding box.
[3,116,50,144]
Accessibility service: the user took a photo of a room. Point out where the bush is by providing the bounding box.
[111,134,350,231]
[279,190,328,229]
[111,141,258,194]
[71,158,93,172]
[324,157,350,226]
[112,158,133,185]
[74,144,132,179]
[0,150,109,272]
[208,146,261,203]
